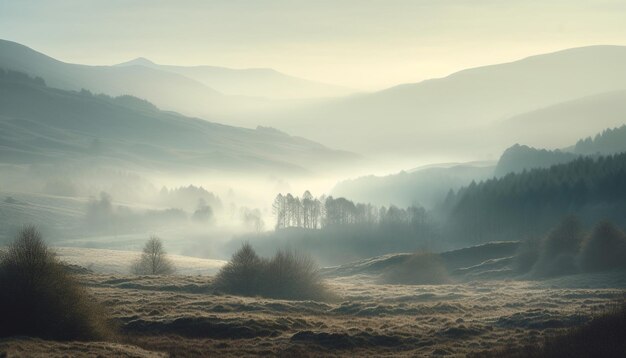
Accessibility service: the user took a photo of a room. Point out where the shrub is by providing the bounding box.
[531,216,584,278]
[263,249,326,300]
[512,236,541,274]
[579,221,626,272]
[213,242,263,296]
[379,251,450,285]
[131,236,175,275]
[0,226,112,340]
[213,244,331,301]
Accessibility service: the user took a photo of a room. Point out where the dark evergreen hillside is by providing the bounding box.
[0,69,356,174]
[494,144,577,177]
[574,125,626,155]
[443,153,626,244]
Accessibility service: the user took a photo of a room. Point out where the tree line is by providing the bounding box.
[272,191,429,231]
[441,153,626,244]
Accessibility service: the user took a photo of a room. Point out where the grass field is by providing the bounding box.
[2,269,623,357]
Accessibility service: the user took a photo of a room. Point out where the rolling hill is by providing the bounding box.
[115,57,353,100]
[260,46,626,157]
[331,162,495,209]
[0,69,358,175]
[495,90,626,150]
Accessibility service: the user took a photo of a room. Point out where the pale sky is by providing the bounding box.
[1,0,625,90]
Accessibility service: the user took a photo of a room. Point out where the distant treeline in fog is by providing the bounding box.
[272,192,430,231]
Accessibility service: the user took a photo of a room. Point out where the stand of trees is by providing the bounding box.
[442,153,626,244]
[272,191,429,232]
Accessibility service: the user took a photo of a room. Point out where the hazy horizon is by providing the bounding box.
[2,2,626,356]
[2,0,626,90]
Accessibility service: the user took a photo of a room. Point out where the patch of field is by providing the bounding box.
[0,337,165,358]
[55,247,226,275]
[3,271,622,357]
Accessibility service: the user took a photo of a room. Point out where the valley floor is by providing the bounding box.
[2,272,625,357]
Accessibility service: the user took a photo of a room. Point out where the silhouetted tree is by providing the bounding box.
[131,236,175,275]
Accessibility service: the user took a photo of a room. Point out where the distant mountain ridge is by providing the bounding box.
[333,123,626,210]
[0,39,349,126]
[257,45,626,157]
[494,124,626,176]
[0,69,358,175]
[115,57,354,99]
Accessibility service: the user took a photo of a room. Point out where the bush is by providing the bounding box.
[0,226,112,340]
[213,244,331,301]
[213,243,263,296]
[514,218,626,278]
[379,252,450,285]
[512,236,541,274]
[263,249,326,300]
[131,236,175,275]
[579,221,626,272]
[531,216,584,278]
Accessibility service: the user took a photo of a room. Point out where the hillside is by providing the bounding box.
[259,46,626,156]
[332,162,495,209]
[443,153,626,244]
[494,124,626,177]
[116,57,354,100]
[574,124,626,155]
[0,39,290,123]
[0,69,358,175]
[496,90,626,150]
[493,144,577,177]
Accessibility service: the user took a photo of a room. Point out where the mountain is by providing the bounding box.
[0,69,358,175]
[116,57,353,100]
[333,122,626,210]
[331,162,495,209]
[574,125,626,155]
[442,153,626,244]
[0,39,282,124]
[494,123,626,177]
[259,46,626,157]
[493,145,577,177]
[496,90,626,150]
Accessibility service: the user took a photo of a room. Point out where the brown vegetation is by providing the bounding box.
[473,301,626,358]
[379,251,450,285]
[213,243,332,300]
[0,226,113,340]
[131,236,175,275]
[514,217,626,278]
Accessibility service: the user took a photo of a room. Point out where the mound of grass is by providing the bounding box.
[379,252,450,285]
[472,302,626,358]
[0,226,113,341]
[213,243,331,301]
[579,221,626,272]
[514,217,626,278]
[531,216,584,278]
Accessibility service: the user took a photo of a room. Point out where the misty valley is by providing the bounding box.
[2,9,626,357]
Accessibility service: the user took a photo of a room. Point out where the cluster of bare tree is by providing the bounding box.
[272,192,429,230]
[272,191,322,229]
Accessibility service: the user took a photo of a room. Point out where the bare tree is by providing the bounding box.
[131,236,175,275]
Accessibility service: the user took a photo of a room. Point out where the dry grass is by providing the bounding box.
[0,251,624,357]
[16,269,616,357]
[473,301,626,358]
[379,251,450,285]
